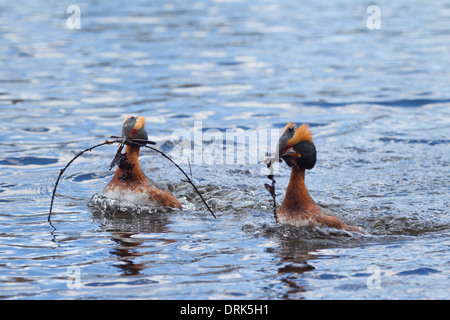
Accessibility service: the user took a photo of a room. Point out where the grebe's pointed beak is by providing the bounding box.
[280,147,301,158]
[278,122,298,160]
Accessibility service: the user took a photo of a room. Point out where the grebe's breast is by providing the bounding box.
[277,204,362,233]
[277,205,322,227]
[104,174,181,209]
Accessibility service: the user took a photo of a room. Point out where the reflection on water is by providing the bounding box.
[90,198,175,276]
[0,0,449,299]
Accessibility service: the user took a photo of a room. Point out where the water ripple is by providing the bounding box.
[0,0,449,300]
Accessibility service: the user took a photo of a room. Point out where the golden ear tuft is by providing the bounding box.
[135,116,146,130]
[122,115,146,130]
[281,122,296,135]
[287,123,313,145]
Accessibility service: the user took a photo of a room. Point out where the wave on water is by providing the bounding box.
[88,193,179,216]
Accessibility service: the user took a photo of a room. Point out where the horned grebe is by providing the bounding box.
[103,116,182,209]
[277,122,361,232]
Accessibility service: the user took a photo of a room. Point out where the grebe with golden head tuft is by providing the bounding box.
[103,116,182,209]
[277,122,361,233]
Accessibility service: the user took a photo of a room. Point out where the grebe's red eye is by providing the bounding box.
[132,129,137,135]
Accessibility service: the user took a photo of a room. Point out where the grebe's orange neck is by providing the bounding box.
[279,165,316,216]
[124,144,140,166]
[113,144,146,182]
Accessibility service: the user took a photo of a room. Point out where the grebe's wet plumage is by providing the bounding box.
[277,122,361,232]
[103,116,182,209]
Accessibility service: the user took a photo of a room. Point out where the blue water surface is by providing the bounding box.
[0,0,449,299]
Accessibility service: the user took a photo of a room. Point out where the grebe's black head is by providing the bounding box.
[278,122,316,170]
[122,115,148,146]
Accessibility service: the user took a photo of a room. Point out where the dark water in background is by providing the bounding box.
[0,0,449,299]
